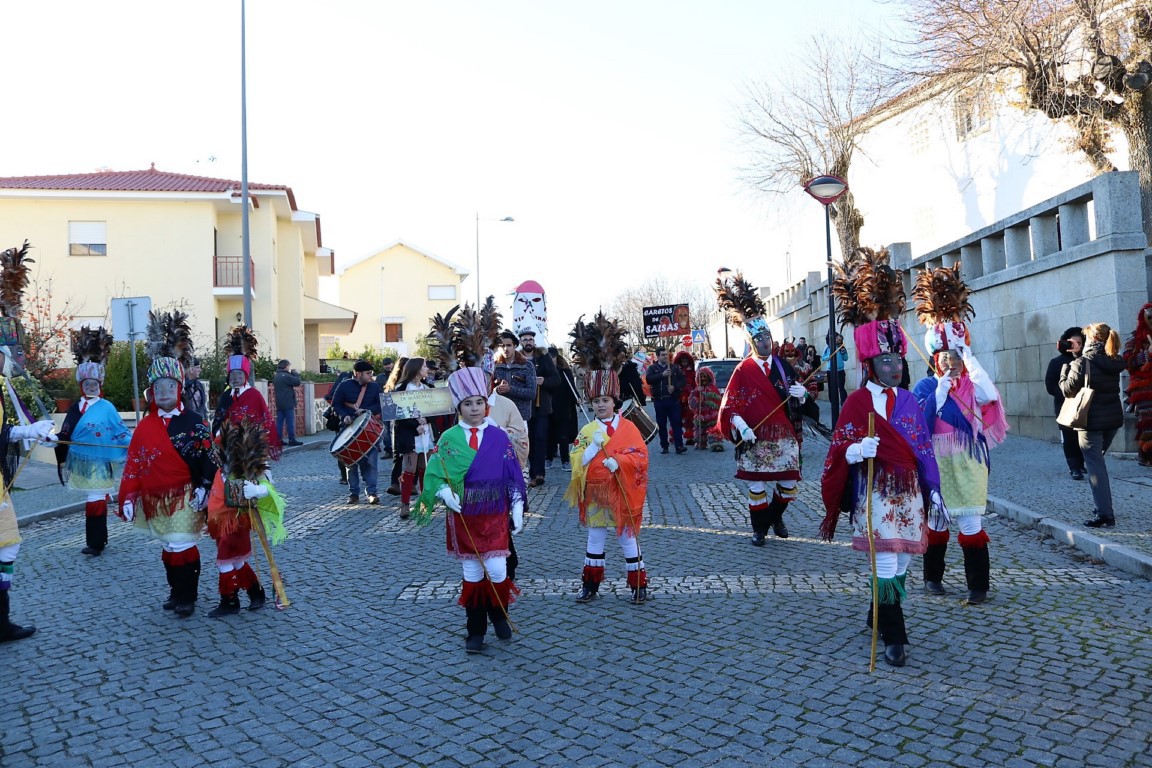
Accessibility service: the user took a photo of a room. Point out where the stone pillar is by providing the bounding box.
[1004,225,1032,267]
[961,243,983,278]
[980,236,1006,275]
[1058,201,1090,248]
[1030,214,1059,257]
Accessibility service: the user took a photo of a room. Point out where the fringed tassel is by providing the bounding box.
[490,577,518,609]
[582,564,605,584]
[461,481,513,517]
[958,530,990,549]
[875,575,906,606]
[234,562,259,590]
[84,499,106,518]
[458,579,486,609]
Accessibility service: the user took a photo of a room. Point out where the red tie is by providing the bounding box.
[469,427,479,450]
[162,415,172,427]
[80,400,88,415]
[603,420,615,437]
[884,388,896,421]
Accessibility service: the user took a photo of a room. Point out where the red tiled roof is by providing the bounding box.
[0,166,297,209]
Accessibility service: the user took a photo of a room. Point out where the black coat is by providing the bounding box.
[1060,342,1127,431]
[1045,351,1077,415]
[529,350,561,417]
[619,362,646,405]
[549,368,579,444]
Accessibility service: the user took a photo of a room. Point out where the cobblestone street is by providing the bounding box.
[5,421,1152,767]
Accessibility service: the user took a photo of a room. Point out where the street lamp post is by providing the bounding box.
[716,267,733,357]
[240,0,252,327]
[803,175,849,424]
[475,213,514,306]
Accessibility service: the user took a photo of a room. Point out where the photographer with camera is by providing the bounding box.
[1045,327,1086,480]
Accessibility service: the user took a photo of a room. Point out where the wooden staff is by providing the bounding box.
[435,450,517,634]
[242,490,290,609]
[733,342,845,449]
[864,412,879,673]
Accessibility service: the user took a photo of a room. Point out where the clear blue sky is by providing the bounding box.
[0,0,898,334]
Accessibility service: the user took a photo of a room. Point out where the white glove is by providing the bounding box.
[592,429,607,447]
[928,489,951,530]
[859,436,880,459]
[847,436,879,464]
[192,487,207,509]
[740,427,756,444]
[582,441,601,467]
[511,500,524,535]
[11,420,57,443]
[935,374,953,412]
[242,481,269,500]
[603,457,619,473]
[437,485,462,512]
[788,384,807,399]
[120,501,134,522]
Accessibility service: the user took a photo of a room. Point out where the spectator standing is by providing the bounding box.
[1045,327,1086,479]
[183,357,208,419]
[374,358,396,459]
[519,329,559,486]
[332,360,384,506]
[823,334,849,404]
[326,368,353,485]
[1060,323,1127,528]
[382,357,408,495]
[385,357,432,517]
[619,358,646,406]
[645,348,687,454]
[273,359,303,447]
[547,349,579,472]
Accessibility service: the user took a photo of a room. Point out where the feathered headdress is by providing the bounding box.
[912,263,975,354]
[479,295,502,346]
[426,305,459,375]
[714,271,768,337]
[71,325,114,384]
[215,416,272,482]
[0,240,33,353]
[830,246,908,362]
[569,312,629,399]
[145,310,194,383]
[225,324,258,379]
[450,303,489,370]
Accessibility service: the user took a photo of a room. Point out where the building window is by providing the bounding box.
[69,221,107,256]
[385,323,403,343]
[954,88,991,141]
[428,285,456,300]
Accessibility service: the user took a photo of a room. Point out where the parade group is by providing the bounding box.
[0,242,1146,669]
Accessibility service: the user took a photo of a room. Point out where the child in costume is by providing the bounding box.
[911,264,1009,605]
[819,247,946,668]
[206,417,286,617]
[55,326,131,556]
[674,350,697,445]
[210,325,281,461]
[714,272,810,544]
[119,311,216,618]
[1122,303,1152,466]
[564,313,651,605]
[0,241,59,642]
[688,366,723,452]
[415,366,526,654]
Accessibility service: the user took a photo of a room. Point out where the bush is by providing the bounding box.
[3,373,57,419]
[102,341,150,412]
[42,368,81,401]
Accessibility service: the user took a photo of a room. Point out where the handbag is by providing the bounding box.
[323,405,341,432]
[1057,361,1094,429]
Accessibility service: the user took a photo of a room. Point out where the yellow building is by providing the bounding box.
[0,166,356,371]
[335,241,469,358]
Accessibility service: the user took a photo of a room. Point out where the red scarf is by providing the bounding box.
[119,411,193,519]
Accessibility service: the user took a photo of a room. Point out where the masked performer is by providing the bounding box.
[119,310,215,617]
[1122,303,1152,467]
[689,365,724,452]
[0,241,59,641]
[715,272,809,544]
[911,264,1008,605]
[564,313,651,605]
[206,417,286,617]
[674,351,697,445]
[415,365,526,654]
[55,326,130,556]
[210,325,281,461]
[819,247,945,668]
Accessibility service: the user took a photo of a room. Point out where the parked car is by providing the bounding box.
[702,358,743,395]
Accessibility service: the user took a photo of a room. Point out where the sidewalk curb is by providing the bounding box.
[988,495,1152,580]
[15,440,329,529]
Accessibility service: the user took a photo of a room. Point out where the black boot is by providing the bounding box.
[876,602,908,667]
[208,592,241,618]
[488,606,512,641]
[465,606,488,653]
[767,499,790,539]
[82,515,107,556]
[749,505,771,543]
[923,541,949,596]
[575,580,600,603]
[162,561,177,611]
[0,590,35,642]
[962,544,991,605]
[506,534,519,583]
[247,585,267,611]
[173,559,200,618]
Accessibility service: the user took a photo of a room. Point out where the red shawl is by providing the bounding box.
[718,357,797,443]
[119,411,194,520]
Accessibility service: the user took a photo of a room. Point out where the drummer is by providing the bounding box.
[332,360,384,505]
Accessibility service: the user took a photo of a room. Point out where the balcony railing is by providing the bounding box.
[214,256,256,289]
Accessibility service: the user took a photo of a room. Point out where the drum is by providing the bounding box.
[329,411,385,465]
[620,399,658,445]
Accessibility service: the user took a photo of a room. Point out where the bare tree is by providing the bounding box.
[737,32,898,259]
[901,0,1152,242]
[603,277,715,350]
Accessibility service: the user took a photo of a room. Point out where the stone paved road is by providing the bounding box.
[5,419,1152,767]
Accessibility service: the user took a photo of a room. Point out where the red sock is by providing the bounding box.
[400,471,416,504]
